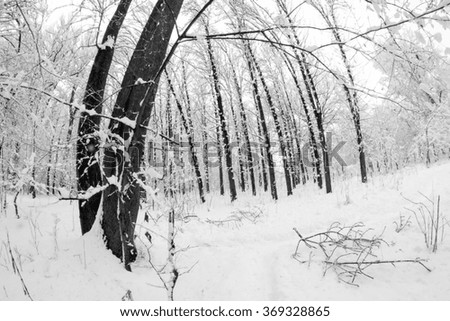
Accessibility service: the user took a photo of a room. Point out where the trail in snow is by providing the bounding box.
[1,162,450,300]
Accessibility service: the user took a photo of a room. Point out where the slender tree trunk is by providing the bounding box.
[165,71,205,203]
[214,104,225,196]
[205,29,237,202]
[326,7,367,183]
[282,83,307,185]
[243,40,277,200]
[46,135,54,195]
[167,209,178,300]
[281,51,321,188]
[0,138,5,215]
[65,87,77,191]
[248,47,294,196]
[201,102,210,193]
[256,120,269,192]
[278,1,331,192]
[230,63,257,196]
[278,97,297,188]
[181,61,208,199]
[300,52,332,193]
[52,135,62,194]
[229,98,246,192]
[273,81,298,188]
[163,91,174,197]
[66,86,77,144]
[30,121,36,199]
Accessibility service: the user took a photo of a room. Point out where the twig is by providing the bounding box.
[324,259,431,272]
[6,231,33,300]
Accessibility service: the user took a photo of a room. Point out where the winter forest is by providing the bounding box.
[1,0,450,301]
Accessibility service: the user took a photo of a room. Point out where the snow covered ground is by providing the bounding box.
[1,162,449,301]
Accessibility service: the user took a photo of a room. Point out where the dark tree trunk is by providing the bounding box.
[331,27,367,183]
[66,86,77,144]
[250,54,293,196]
[201,102,210,193]
[165,71,205,203]
[300,52,332,193]
[256,120,269,191]
[278,2,331,193]
[206,29,237,202]
[282,83,307,185]
[77,0,132,235]
[276,2,327,191]
[277,96,297,188]
[181,61,208,199]
[30,121,36,199]
[229,98,246,192]
[214,105,225,196]
[102,0,184,270]
[230,63,257,196]
[163,91,174,197]
[243,40,277,200]
[311,2,367,183]
[281,51,321,188]
[274,82,298,189]
[46,135,54,195]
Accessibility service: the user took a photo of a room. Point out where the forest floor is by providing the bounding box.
[1,161,450,300]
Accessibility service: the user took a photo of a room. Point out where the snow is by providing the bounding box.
[1,162,449,300]
[98,35,115,50]
[76,104,136,129]
[135,78,145,85]
[116,116,136,129]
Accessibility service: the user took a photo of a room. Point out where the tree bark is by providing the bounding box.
[229,97,246,192]
[300,51,332,193]
[312,1,367,184]
[230,62,257,196]
[250,52,293,196]
[77,0,132,234]
[201,102,210,193]
[280,48,321,189]
[102,0,184,270]
[279,2,331,193]
[205,28,237,202]
[243,39,277,200]
[165,71,205,203]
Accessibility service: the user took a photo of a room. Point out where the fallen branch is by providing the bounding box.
[293,223,431,286]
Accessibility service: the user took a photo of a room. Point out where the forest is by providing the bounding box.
[0,0,450,301]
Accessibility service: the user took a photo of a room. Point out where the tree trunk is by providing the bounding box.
[165,71,205,203]
[214,106,225,196]
[300,51,332,193]
[205,29,237,202]
[77,0,132,235]
[230,63,257,196]
[250,53,293,196]
[326,7,367,183]
[102,0,184,270]
[243,39,277,200]
[229,98,246,192]
[201,102,210,193]
[282,83,307,185]
[46,135,54,195]
[256,120,269,192]
[281,51,321,188]
[0,138,5,215]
